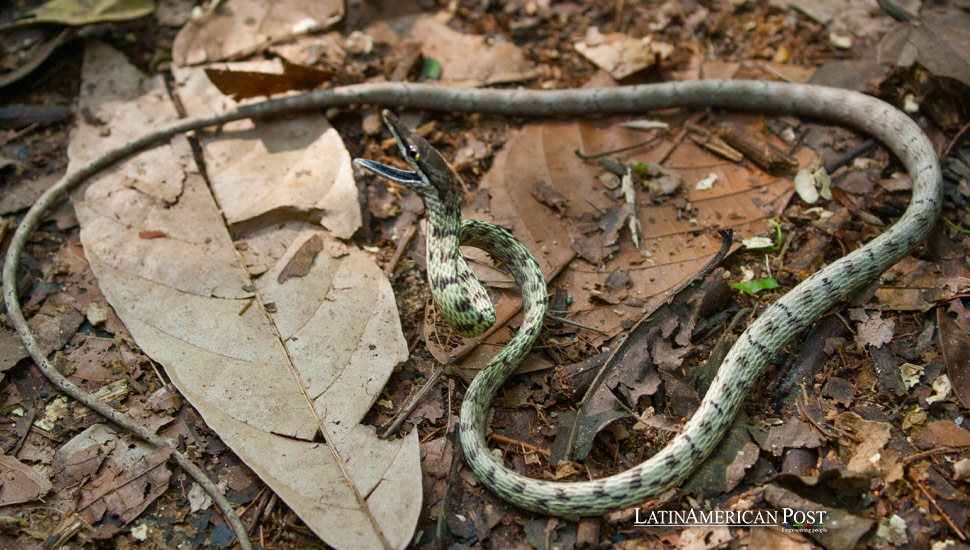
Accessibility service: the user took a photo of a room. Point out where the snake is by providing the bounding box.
[4,80,941,525]
[354,82,942,516]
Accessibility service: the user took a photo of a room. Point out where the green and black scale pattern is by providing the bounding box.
[355,77,941,516]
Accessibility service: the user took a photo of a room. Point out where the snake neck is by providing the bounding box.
[423,198,497,337]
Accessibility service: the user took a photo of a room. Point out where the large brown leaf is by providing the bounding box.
[430,104,798,377]
[172,0,343,66]
[71,42,418,550]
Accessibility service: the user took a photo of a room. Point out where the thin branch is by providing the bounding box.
[381,364,443,439]
[488,433,551,457]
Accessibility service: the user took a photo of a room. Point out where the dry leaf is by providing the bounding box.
[748,527,815,550]
[22,0,155,26]
[764,484,874,550]
[912,420,970,449]
[71,42,418,550]
[0,454,53,506]
[53,425,169,530]
[269,31,348,70]
[725,440,761,490]
[27,292,85,355]
[172,0,343,66]
[0,28,76,89]
[680,527,732,550]
[364,13,537,86]
[575,27,674,80]
[834,413,893,475]
[180,483,210,514]
[277,234,324,284]
[204,60,334,100]
[0,326,29,373]
[672,58,742,81]
[878,5,970,88]
[62,335,116,383]
[412,15,536,85]
[174,61,361,246]
[874,256,970,310]
[77,443,172,525]
[853,310,895,349]
[504,117,795,343]
[53,424,116,485]
[938,301,970,409]
[770,0,904,38]
[763,419,823,457]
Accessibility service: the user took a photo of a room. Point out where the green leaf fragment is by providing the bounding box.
[423,58,442,80]
[729,278,779,295]
[767,219,783,251]
[24,0,155,26]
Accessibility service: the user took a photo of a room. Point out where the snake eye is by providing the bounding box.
[408,148,421,162]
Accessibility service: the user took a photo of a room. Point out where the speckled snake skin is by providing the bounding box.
[355,81,942,516]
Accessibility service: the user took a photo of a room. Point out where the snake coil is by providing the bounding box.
[356,81,941,515]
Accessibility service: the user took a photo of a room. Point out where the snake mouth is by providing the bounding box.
[354,158,422,185]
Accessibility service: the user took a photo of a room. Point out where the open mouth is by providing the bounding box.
[354,158,422,185]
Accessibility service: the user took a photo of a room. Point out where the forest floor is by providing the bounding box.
[1,0,969,549]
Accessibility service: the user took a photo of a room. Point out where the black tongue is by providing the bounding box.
[353,158,422,185]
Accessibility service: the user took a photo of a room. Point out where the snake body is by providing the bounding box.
[356,82,942,515]
[4,80,941,522]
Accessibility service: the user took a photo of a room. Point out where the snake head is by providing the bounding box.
[354,110,455,205]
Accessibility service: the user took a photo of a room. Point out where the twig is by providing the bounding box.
[11,405,37,456]
[942,119,970,160]
[28,424,61,441]
[684,121,744,163]
[597,433,634,469]
[574,135,663,159]
[430,380,461,550]
[488,433,551,457]
[691,307,752,392]
[614,0,626,28]
[262,493,278,522]
[796,383,852,442]
[911,476,967,541]
[901,447,946,466]
[1,121,40,146]
[242,488,268,534]
[383,222,418,277]
[380,364,443,439]
[833,311,855,333]
[44,511,89,548]
[545,313,609,335]
[758,62,795,83]
[3,195,252,548]
[557,229,734,463]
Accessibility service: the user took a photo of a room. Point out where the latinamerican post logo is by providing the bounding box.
[634,508,828,533]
